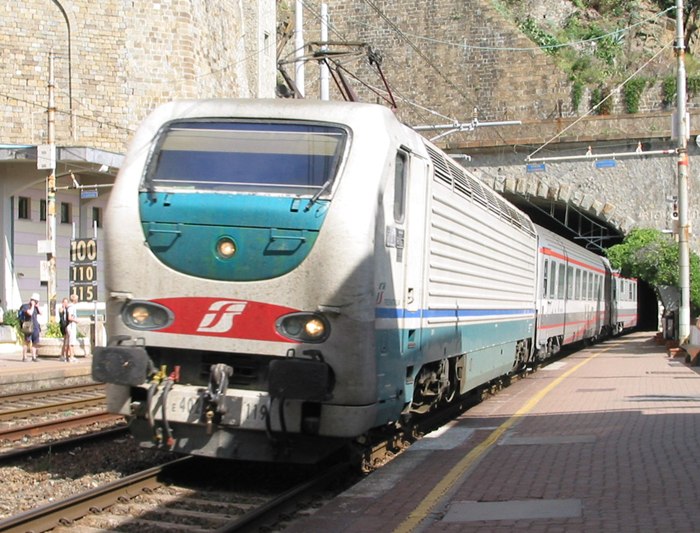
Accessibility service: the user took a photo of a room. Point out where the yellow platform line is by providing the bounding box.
[393,345,612,533]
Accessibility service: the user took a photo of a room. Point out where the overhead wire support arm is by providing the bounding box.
[277,63,304,98]
[526,147,677,163]
[413,118,522,142]
[334,63,360,102]
[366,47,397,110]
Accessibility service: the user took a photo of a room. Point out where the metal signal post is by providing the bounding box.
[47,50,57,323]
[676,0,691,343]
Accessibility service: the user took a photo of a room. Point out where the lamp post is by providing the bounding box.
[676,0,691,342]
[47,50,57,323]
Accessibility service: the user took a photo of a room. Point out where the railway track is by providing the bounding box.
[0,410,122,441]
[0,456,353,533]
[0,423,129,463]
[0,382,126,459]
[0,383,106,421]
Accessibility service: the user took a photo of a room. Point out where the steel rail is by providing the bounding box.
[0,383,104,401]
[0,392,106,422]
[0,425,129,462]
[0,410,122,441]
[0,456,192,533]
[213,461,352,532]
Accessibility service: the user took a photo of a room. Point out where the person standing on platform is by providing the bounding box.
[19,293,41,362]
[59,297,70,362]
[64,294,79,363]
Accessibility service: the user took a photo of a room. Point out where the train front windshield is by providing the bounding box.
[143,121,347,195]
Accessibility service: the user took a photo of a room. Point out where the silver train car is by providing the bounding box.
[93,99,636,462]
[534,225,638,359]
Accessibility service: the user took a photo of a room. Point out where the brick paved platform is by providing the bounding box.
[286,331,700,533]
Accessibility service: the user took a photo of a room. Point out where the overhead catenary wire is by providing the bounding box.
[358,0,480,113]
[296,2,679,147]
[290,0,478,127]
[526,40,675,162]
[1,92,135,135]
[412,6,675,52]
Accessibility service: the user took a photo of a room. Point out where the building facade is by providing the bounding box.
[0,0,276,316]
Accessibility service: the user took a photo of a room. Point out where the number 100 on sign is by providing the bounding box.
[70,238,98,302]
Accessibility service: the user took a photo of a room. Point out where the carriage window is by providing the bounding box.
[592,274,598,300]
[543,259,549,298]
[394,150,408,223]
[566,265,574,299]
[575,268,582,299]
[582,272,588,300]
[549,260,557,298]
[145,120,347,195]
[557,263,565,300]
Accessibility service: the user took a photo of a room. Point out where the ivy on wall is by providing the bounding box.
[623,77,647,114]
[590,85,613,115]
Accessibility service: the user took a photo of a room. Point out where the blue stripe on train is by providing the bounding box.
[375,307,536,319]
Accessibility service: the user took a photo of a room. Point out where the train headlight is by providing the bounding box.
[276,313,330,343]
[216,237,236,259]
[122,301,173,330]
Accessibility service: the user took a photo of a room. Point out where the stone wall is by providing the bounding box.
[296,0,573,134]
[0,0,277,153]
[466,136,700,249]
[293,1,686,145]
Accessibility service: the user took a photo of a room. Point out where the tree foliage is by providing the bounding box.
[606,228,700,314]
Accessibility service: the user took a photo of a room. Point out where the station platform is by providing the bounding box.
[0,344,94,394]
[286,331,700,533]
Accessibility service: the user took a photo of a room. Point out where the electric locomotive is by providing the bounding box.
[94,99,638,462]
[93,99,541,462]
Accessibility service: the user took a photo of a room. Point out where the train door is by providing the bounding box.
[538,256,555,327]
[375,147,428,417]
[609,274,620,334]
[554,259,567,343]
[398,148,428,355]
[538,253,565,354]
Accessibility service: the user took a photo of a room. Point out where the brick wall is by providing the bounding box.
[295,0,573,137]
[0,0,276,153]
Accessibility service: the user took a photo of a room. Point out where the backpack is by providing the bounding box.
[59,308,69,335]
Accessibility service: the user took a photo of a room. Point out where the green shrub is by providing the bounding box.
[687,76,700,97]
[571,80,584,112]
[44,321,64,338]
[623,77,647,114]
[662,76,676,107]
[519,17,560,55]
[591,85,612,114]
[4,309,23,339]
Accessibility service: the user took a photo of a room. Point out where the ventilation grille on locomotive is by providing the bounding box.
[424,143,535,237]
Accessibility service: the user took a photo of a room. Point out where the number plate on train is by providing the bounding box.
[155,389,269,429]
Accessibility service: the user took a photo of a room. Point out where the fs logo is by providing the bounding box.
[196,301,247,333]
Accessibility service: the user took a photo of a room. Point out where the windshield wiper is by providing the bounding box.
[304,180,332,212]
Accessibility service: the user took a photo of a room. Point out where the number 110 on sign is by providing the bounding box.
[71,263,95,282]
